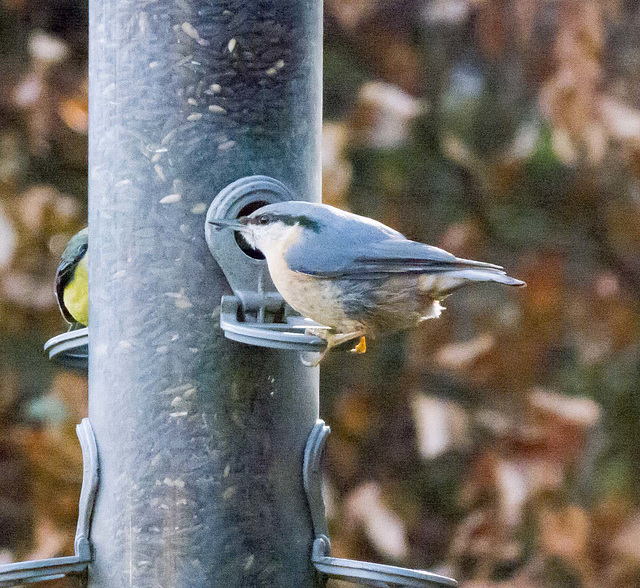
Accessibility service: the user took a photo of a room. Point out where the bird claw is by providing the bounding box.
[350,336,367,354]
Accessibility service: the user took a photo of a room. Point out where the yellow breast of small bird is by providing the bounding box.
[63,256,89,325]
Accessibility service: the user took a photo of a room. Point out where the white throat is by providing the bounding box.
[243,222,302,259]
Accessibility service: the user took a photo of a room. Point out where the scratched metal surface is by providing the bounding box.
[88,0,322,585]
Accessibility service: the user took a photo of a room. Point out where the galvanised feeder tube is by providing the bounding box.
[88,0,322,584]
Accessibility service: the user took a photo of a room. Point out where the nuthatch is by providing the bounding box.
[55,227,88,327]
[209,201,525,356]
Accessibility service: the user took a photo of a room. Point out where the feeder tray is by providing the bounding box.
[44,327,88,372]
[0,419,98,586]
[304,421,458,587]
[220,295,328,352]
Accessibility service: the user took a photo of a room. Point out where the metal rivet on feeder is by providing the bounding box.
[205,175,329,358]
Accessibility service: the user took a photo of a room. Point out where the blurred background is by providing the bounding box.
[1,0,640,586]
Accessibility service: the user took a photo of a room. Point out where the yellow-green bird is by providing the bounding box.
[55,228,88,327]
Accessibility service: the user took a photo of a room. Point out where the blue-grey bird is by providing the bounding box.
[55,228,88,327]
[210,202,524,355]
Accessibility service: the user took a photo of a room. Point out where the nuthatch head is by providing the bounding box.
[210,201,524,357]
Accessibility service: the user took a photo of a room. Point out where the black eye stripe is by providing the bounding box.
[249,213,321,232]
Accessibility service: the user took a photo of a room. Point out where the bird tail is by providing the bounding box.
[419,267,525,297]
[448,268,526,287]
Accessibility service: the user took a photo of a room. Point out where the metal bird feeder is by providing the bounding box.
[1,0,458,583]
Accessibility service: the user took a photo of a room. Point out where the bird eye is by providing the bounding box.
[258,214,270,225]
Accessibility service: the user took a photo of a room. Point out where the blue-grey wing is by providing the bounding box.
[283,211,406,276]
[286,234,504,279]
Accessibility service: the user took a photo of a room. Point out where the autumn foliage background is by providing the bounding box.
[1,0,640,586]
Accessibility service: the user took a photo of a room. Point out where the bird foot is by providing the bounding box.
[350,336,367,354]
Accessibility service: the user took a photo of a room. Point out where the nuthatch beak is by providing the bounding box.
[208,218,248,230]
